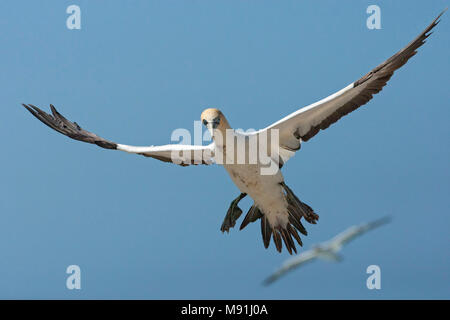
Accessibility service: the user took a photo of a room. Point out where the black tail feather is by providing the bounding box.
[287,224,303,247]
[280,228,297,254]
[262,182,318,254]
[260,216,272,249]
[281,182,319,224]
[240,205,263,230]
[272,229,283,253]
[287,207,308,236]
[232,182,317,255]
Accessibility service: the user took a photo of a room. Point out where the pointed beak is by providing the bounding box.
[205,121,219,130]
[205,122,214,131]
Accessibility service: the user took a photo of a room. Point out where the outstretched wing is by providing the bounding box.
[21,104,214,166]
[327,216,391,250]
[257,10,445,164]
[263,250,319,286]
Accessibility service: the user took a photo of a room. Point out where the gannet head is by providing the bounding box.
[200,108,230,137]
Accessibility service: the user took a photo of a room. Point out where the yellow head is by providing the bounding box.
[200,108,230,137]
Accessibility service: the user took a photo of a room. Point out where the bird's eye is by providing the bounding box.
[202,119,208,126]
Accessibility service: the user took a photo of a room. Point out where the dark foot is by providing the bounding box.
[280,182,319,224]
[220,193,246,233]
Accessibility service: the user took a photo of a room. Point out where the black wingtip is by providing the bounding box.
[373,215,392,226]
[365,215,392,231]
[432,8,447,27]
[21,103,36,115]
[20,103,118,150]
[262,278,274,287]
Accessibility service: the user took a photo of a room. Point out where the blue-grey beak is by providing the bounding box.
[203,117,220,129]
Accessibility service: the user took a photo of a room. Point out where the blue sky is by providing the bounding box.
[0,1,449,299]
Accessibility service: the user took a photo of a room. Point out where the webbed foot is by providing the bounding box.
[220,193,247,233]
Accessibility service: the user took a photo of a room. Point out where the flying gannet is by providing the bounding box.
[21,11,444,254]
[263,216,391,285]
